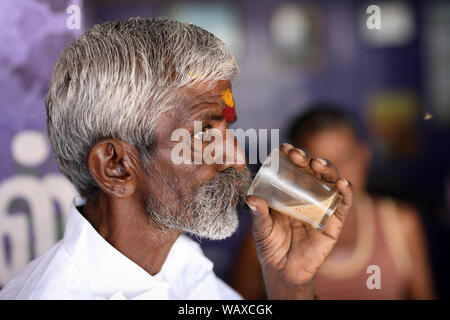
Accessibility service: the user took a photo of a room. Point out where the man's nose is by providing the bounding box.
[215,129,247,172]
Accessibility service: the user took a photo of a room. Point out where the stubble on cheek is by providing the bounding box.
[142,159,206,225]
[142,142,251,239]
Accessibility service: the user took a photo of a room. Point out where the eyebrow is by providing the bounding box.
[189,97,222,110]
[188,100,237,124]
[188,101,220,116]
[191,108,224,122]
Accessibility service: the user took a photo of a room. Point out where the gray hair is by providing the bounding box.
[46,17,238,198]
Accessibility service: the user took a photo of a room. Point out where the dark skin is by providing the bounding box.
[301,127,434,299]
[81,80,354,299]
[233,126,434,299]
[246,144,354,299]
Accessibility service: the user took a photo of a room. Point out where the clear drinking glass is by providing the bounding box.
[247,148,342,231]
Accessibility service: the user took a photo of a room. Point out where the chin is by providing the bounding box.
[188,206,239,241]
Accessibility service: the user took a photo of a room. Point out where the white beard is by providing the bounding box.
[145,167,251,240]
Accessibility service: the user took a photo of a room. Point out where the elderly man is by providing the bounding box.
[0,18,353,300]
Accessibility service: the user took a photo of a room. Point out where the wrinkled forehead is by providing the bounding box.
[169,80,232,118]
[179,80,232,104]
[154,80,233,136]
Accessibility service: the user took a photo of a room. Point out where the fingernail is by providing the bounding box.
[246,201,257,211]
[343,179,349,186]
[317,158,327,166]
[281,143,294,150]
[295,148,306,157]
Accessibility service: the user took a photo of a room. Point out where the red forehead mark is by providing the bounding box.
[222,106,236,122]
[221,89,235,122]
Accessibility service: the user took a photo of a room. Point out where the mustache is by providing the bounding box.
[186,167,252,222]
[144,166,253,239]
[196,167,252,206]
[183,166,252,240]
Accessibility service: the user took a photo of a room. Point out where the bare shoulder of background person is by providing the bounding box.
[395,200,436,299]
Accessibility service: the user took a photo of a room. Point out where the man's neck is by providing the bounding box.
[80,194,181,276]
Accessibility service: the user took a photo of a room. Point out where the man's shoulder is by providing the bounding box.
[0,240,94,300]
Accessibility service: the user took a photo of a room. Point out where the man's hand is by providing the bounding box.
[246,143,354,300]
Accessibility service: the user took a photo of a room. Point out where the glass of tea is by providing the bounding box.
[247,148,342,231]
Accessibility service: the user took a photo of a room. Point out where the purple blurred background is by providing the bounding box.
[1,0,449,298]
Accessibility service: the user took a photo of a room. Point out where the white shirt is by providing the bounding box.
[0,197,242,300]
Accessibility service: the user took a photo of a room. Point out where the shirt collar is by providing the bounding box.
[62,197,213,299]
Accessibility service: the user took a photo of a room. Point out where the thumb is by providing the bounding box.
[246,195,273,241]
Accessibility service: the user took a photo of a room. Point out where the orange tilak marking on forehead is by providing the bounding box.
[220,89,236,122]
[221,89,235,108]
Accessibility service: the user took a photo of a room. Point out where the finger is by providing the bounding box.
[322,179,354,239]
[280,142,312,171]
[288,147,312,168]
[246,195,273,241]
[336,178,354,210]
[321,178,354,238]
[280,142,294,154]
[310,158,340,183]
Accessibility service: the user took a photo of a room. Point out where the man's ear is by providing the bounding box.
[87,138,139,198]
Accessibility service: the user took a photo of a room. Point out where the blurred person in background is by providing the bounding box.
[231,104,434,300]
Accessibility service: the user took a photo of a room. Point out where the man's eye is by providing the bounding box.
[193,127,212,141]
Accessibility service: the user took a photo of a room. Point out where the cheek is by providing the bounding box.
[162,146,219,186]
[155,156,218,202]
[143,171,190,215]
[137,157,182,208]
